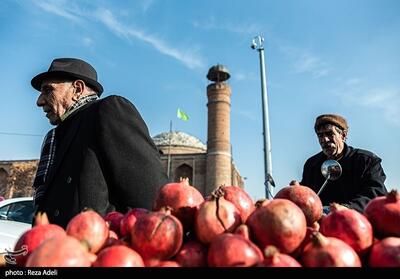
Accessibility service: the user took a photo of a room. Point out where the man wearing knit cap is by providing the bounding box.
[298,113,387,213]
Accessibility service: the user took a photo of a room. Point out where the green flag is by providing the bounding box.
[177,108,189,121]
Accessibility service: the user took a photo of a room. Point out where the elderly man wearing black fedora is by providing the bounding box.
[31,58,168,227]
[297,114,388,213]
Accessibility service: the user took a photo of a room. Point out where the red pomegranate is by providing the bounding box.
[234,224,251,240]
[119,208,149,238]
[364,190,400,237]
[33,211,50,226]
[207,233,263,267]
[246,198,307,254]
[320,203,373,255]
[108,230,118,240]
[102,237,127,249]
[145,259,181,267]
[92,245,144,267]
[369,237,400,267]
[153,178,204,231]
[194,190,242,244]
[174,240,207,267]
[154,261,180,267]
[103,211,124,236]
[291,226,319,258]
[14,222,66,266]
[301,232,361,267]
[254,198,271,208]
[274,184,323,226]
[311,221,320,231]
[258,246,302,267]
[130,208,183,260]
[66,210,109,253]
[215,185,255,222]
[25,236,93,267]
[101,230,130,249]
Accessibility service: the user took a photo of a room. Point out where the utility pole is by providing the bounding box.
[167,120,172,180]
[251,35,274,199]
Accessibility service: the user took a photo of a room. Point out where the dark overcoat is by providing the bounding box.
[36,95,168,227]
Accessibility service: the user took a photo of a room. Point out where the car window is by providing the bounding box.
[0,205,11,220]
[7,201,34,224]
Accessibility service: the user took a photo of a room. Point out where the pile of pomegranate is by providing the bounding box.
[10,178,400,267]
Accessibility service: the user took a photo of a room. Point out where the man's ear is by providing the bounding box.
[72,80,85,101]
[342,130,348,141]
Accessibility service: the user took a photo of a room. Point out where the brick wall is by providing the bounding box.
[0,160,38,198]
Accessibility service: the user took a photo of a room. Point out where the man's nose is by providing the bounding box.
[36,93,45,107]
[322,135,330,142]
[319,136,330,144]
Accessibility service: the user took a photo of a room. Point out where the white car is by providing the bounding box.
[0,197,33,253]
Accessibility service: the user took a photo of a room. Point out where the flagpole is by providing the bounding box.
[167,120,172,180]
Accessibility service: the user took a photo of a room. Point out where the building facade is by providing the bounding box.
[0,160,37,198]
[153,131,243,196]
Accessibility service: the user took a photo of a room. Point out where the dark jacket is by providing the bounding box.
[300,143,387,212]
[37,95,168,228]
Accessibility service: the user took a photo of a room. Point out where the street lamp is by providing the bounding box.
[251,35,274,199]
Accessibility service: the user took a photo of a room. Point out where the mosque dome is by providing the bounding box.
[153,131,207,154]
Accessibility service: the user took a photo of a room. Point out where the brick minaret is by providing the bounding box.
[205,64,232,195]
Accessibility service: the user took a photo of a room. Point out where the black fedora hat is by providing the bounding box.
[31,58,104,95]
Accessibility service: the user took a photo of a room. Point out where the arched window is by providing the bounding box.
[174,164,193,185]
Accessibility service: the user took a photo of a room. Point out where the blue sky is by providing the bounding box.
[0,0,399,200]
